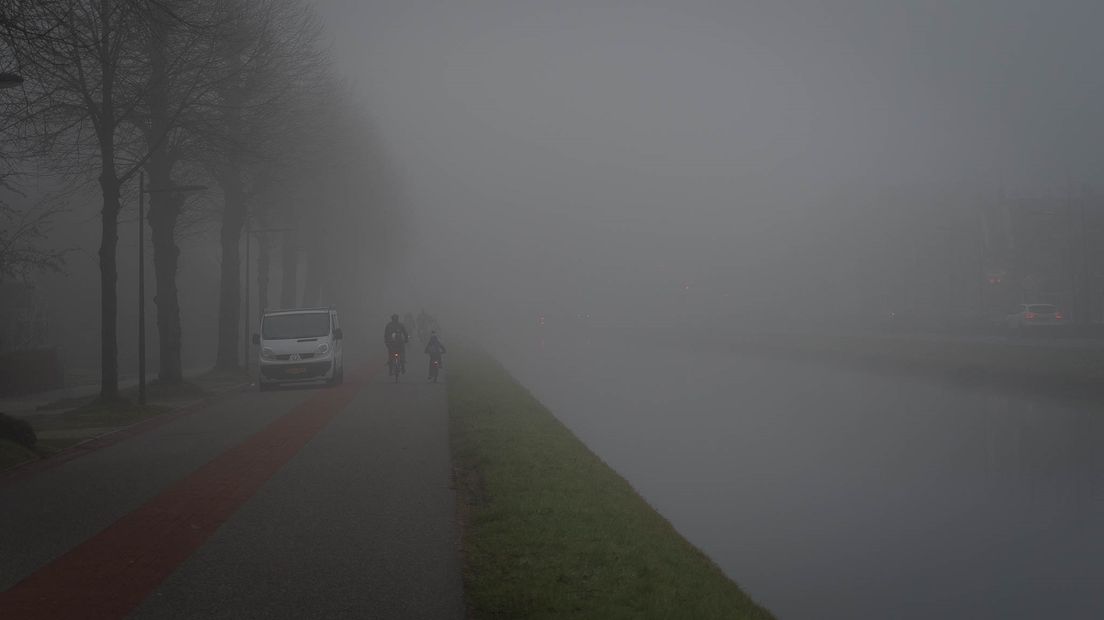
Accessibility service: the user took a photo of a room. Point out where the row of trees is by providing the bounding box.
[1,0,396,401]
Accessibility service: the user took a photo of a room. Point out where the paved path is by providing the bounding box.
[0,365,463,619]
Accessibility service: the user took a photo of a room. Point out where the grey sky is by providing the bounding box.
[311,0,1104,321]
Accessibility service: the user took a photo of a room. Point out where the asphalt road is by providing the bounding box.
[0,364,463,619]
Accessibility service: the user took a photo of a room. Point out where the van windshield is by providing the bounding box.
[262,313,330,339]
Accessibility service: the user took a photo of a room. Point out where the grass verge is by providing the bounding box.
[2,401,172,472]
[36,380,208,413]
[31,400,170,433]
[0,438,39,471]
[448,348,773,619]
[2,373,248,474]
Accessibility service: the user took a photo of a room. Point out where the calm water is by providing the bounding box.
[498,332,1104,619]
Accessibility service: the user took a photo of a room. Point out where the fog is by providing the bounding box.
[301,3,1104,616]
[313,0,1104,327]
[4,1,1104,616]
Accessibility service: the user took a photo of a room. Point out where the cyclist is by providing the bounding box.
[416,309,429,339]
[424,330,447,380]
[384,314,409,373]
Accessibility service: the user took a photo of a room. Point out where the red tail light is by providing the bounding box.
[1024,312,1038,320]
[1055,312,1064,320]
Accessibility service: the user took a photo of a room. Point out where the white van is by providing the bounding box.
[253,307,344,390]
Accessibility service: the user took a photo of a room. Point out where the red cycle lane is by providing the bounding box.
[0,366,375,620]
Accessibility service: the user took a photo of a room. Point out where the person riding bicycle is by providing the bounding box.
[424,330,447,380]
[417,308,430,341]
[384,314,409,373]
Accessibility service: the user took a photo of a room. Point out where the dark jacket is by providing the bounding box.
[384,320,409,346]
[424,335,447,357]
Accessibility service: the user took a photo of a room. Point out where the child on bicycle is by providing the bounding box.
[424,331,447,380]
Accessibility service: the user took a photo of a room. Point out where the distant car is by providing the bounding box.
[253,307,344,390]
[1005,304,1064,330]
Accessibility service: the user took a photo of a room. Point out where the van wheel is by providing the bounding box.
[259,380,272,392]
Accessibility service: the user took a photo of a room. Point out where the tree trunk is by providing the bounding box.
[214,173,245,370]
[146,2,186,383]
[257,230,271,315]
[148,190,184,381]
[280,226,298,308]
[98,170,121,402]
[97,2,121,403]
[301,243,326,307]
[214,47,245,372]
[282,216,300,306]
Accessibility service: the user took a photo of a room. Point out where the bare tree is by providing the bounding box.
[0,196,68,281]
[3,0,395,390]
[195,0,329,371]
[297,108,406,314]
[132,0,224,384]
[0,10,68,281]
[3,0,151,402]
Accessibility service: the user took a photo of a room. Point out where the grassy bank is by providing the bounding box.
[29,401,172,452]
[0,401,172,472]
[0,377,218,472]
[448,349,773,619]
[0,438,39,470]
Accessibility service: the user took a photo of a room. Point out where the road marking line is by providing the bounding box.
[0,367,374,619]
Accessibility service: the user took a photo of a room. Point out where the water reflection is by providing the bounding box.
[499,333,1104,619]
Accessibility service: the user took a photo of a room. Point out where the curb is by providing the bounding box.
[0,380,253,488]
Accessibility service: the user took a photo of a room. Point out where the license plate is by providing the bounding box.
[286,367,306,375]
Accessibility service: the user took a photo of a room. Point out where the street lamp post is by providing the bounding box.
[139,174,145,405]
[137,173,207,404]
[243,227,294,373]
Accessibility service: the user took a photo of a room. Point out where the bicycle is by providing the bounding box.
[428,358,441,383]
